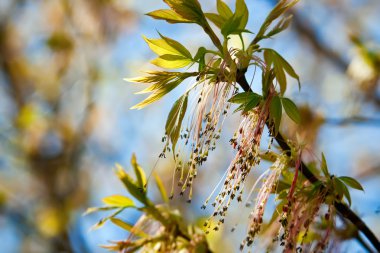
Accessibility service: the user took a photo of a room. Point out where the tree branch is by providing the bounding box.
[236,72,380,252]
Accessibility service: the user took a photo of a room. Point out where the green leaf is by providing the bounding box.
[165,94,188,152]
[193,47,207,72]
[335,178,352,206]
[339,176,364,191]
[333,177,352,206]
[154,173,169,203]
[221,14,242,37]
[205,13,225,29]
[115,164,148,205]
[229,92,262,113]
[229,91,260,104]
[274,61,287,95]
[146,9,192,23]
[270,95,282,135]
[264,49,300,93]
[281,97,301,124]
[333,177,344,200]
[243,96,262,112]
[235,0,249,30]
[131,154,147,189]
[217,0,233,19]
[320,152,329,178]
[151,54,192,69]
[102,195,135,208]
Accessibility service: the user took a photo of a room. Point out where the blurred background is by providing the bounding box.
[0,0,379,252]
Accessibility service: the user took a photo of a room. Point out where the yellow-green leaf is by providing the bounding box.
[154,173,169,203]
[115,164,148,204]
[217,0,233,19]
[102,195,135,208]
[235,0,249,30]
[339,176,364,191]
[151,55,192,69]
[131,154,147,189]
[146,9,192,23]
[165,94,188,152]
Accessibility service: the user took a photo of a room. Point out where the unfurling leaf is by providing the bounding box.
[165,94,188,153]
[339,176,364,191]
[281,97,301,124]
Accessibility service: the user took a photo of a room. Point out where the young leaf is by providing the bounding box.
[221,15,242,37]
[265,15,293,38]
[146,9,192,24]
[84,206,120,216]
[264,49,300,92]
[235,0,249,30]
[217,0,233,19]
[229,91,261,104]
[205,13,225,29]
[320,152,329,178]
[281,97,301,124]
[129,72,197,110]
[102,195,135,208]
[151,55,192,69]
[274,61,287,95]
[115,164,148,205]
[165,94,188,153]
[154,172,169,203]
[270,95,282,135]
[339,176,364,191]
[90,208,124,230]
[252,0,299,44]
[110,218,148,237]
[243,96,262,112]
[130,78,182,109]
[131,154,147,189]
[335,178,352,206]
[163,0,207,25]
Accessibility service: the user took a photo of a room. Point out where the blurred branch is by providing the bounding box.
[323,116,380,126]
[290,11,348,71]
